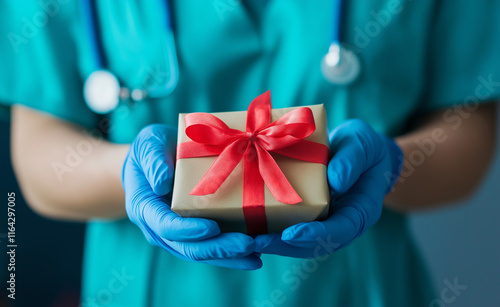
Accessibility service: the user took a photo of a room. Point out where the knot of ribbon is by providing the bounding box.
[177,91,329,234]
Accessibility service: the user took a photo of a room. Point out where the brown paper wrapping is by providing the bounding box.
[171,104,330,234]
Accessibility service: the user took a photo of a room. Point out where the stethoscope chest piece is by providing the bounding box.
[84,70,120,114]
[321,43,361,85]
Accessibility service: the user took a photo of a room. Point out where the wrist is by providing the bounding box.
[102,143,130,182]
[379,134,404,194]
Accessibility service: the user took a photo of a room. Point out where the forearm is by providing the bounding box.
[384,102,497,211]
[11,105,129,221]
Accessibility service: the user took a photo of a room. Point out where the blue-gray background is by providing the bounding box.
[0,107,499,306]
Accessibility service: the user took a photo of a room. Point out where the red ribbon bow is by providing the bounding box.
[177,91,329,234]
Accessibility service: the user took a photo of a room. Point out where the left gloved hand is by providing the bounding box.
[123,124,262,270]
[255,119,403,258]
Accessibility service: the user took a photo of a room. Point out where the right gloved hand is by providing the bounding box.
[254,119,403,258]
[122,124,262,270]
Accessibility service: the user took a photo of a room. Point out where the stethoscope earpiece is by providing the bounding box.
[83,70,120,114]
[321,43,361,86]
[321,0,362,86]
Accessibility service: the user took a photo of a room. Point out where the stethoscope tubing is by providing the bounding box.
[82,0,359,114]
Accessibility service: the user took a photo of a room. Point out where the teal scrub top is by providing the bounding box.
[2,0,500,306]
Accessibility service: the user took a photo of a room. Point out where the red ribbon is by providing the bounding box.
[177,91,329,234]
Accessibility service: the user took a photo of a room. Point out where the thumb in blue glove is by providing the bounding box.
[123,124,262,269]
[255,119,403,258]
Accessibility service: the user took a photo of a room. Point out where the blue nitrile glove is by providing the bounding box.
[255,119,403,258]
[123,124,262,270]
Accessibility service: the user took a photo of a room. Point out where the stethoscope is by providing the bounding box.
[82,0,179,114]
[321,0,361,85]
[82,0,360,114]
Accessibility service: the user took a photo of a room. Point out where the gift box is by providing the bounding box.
[171,91,330,234]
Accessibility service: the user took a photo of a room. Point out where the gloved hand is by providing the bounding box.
[123,124,262,269]
[255,119,403,258]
